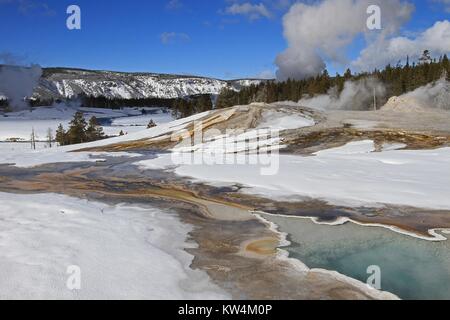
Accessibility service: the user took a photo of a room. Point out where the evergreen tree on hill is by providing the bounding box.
[67,112,88,144]
[147,119,157,129]
[214,50,449,110]
[443,54,450,81]
[55,124,67,146]
[344,68,352,80]
[86,116,106,142]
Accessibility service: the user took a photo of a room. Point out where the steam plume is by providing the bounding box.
[275,0,414,80]
[0,64,42,110]
[298,78,386,111]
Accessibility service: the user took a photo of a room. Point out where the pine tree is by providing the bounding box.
[443,54,450,81]
[335,73,345,93]
[55,124,66,146]
[216,88,238,109]
[147,119,157,129]
[344,68,352,80]
[318,69,331,93]
[443,54,449,68]
[67,112,88,144]
[86,116,105,142]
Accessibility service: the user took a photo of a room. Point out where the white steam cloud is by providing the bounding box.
[275,0,414,80]
[0,64,43,110]
[383,77,450,111]
[353,20,450,71]
[301,76,450,112]
[298,78,386,111]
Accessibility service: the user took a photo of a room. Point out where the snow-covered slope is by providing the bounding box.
[139,140,450,211]
[33,68,263,100]
[0,192,229,300]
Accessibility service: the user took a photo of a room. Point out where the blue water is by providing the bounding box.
[263,214,450,300]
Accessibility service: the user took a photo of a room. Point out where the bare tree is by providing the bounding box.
[46,128,54,148]
[30,128,36,150]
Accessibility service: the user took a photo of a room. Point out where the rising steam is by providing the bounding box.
[0,64,43,110]
[298,78,386,111]
[383,77,450,111]
[275,0,415,80]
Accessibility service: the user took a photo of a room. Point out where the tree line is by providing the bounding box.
[79,94,212,119]
[55,112,106,146]
[216,51,450,109]
[1,93,213,119]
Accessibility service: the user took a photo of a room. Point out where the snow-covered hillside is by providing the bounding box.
[32,68,263,100]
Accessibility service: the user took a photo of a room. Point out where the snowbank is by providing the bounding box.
[257,110,315,130]
[137,140,450,210]
[0,192,229,300]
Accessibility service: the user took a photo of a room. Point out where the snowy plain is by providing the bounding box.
[0,192,229,300]
[0,109,213,167]
[0,105,174,141]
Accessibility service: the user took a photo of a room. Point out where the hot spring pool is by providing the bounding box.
[262,214,450,300]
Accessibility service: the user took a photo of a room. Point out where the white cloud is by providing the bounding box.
[275,0,414,80]
[225,2,272,20]
[166,0,183,10]
[353,20,450,71]
[160,32,190,45]
[0,0,55,16]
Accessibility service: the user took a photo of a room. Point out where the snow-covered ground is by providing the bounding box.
[0,105,174,141]
[2,105,450,211]
[0,192,229,300]
[137,140,450,210]
[1,104,450,300]
[0,141,49,153]
[111,112,174,127]
[257,110,315,130]
[0,110,213,167]
[169,108,315,155]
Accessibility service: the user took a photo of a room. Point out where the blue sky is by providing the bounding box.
[0,0,449,79]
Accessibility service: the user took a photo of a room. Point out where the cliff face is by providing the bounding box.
[31,68,263,100]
